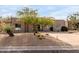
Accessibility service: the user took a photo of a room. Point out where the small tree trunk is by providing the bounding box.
[7,30,14,37]
[33,24,38,35]
[24,23,27,32]
[24,23,29,32]
[26,24,29,32]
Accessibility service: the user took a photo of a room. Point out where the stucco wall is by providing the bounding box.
[53,20,66,31]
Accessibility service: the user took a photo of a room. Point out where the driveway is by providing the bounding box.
[49,32,79,47]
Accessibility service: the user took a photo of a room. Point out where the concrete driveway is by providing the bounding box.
[49,32,79,47]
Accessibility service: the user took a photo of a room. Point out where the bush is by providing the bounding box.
[61,26,68,31]
[3,24,12,32]
[3,24,14,37]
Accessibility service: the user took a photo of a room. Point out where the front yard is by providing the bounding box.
[0,32,79,52]
[0,33,71,46]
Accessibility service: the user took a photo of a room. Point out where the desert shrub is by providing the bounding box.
[61,26,68,31]
[3,24,14,37]
[46,34,49,36]
[35,33,45,40]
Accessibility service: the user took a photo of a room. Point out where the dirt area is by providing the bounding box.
[0,33,71,47]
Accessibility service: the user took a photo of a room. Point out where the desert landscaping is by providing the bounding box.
[0,32,72,47]
[0,32,79,52]
[0,5,79,53]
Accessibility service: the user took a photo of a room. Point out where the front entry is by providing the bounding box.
[50,27,53,31]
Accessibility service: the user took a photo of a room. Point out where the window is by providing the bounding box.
[15,24,21,30]
[15,24,21,28]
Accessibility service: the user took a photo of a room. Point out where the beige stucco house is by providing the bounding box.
[52,20,68,32]
[0,17,68,32]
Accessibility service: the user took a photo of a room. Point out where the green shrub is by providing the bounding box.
[3,24,12,32]
[3,24,14,37]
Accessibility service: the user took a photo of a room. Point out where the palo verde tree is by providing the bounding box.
[38,17,55,31]
[17,7,38,32]
[17,7,55,32]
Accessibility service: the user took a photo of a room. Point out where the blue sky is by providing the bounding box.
[0,5,79,19]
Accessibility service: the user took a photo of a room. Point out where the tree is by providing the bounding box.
[67,12,79,30]
[38,17,55,31]
[20,16,33,32]
[17,7,55,32]
[17,7,38,32]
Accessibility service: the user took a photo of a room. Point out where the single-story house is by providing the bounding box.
[0,17,68,32]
